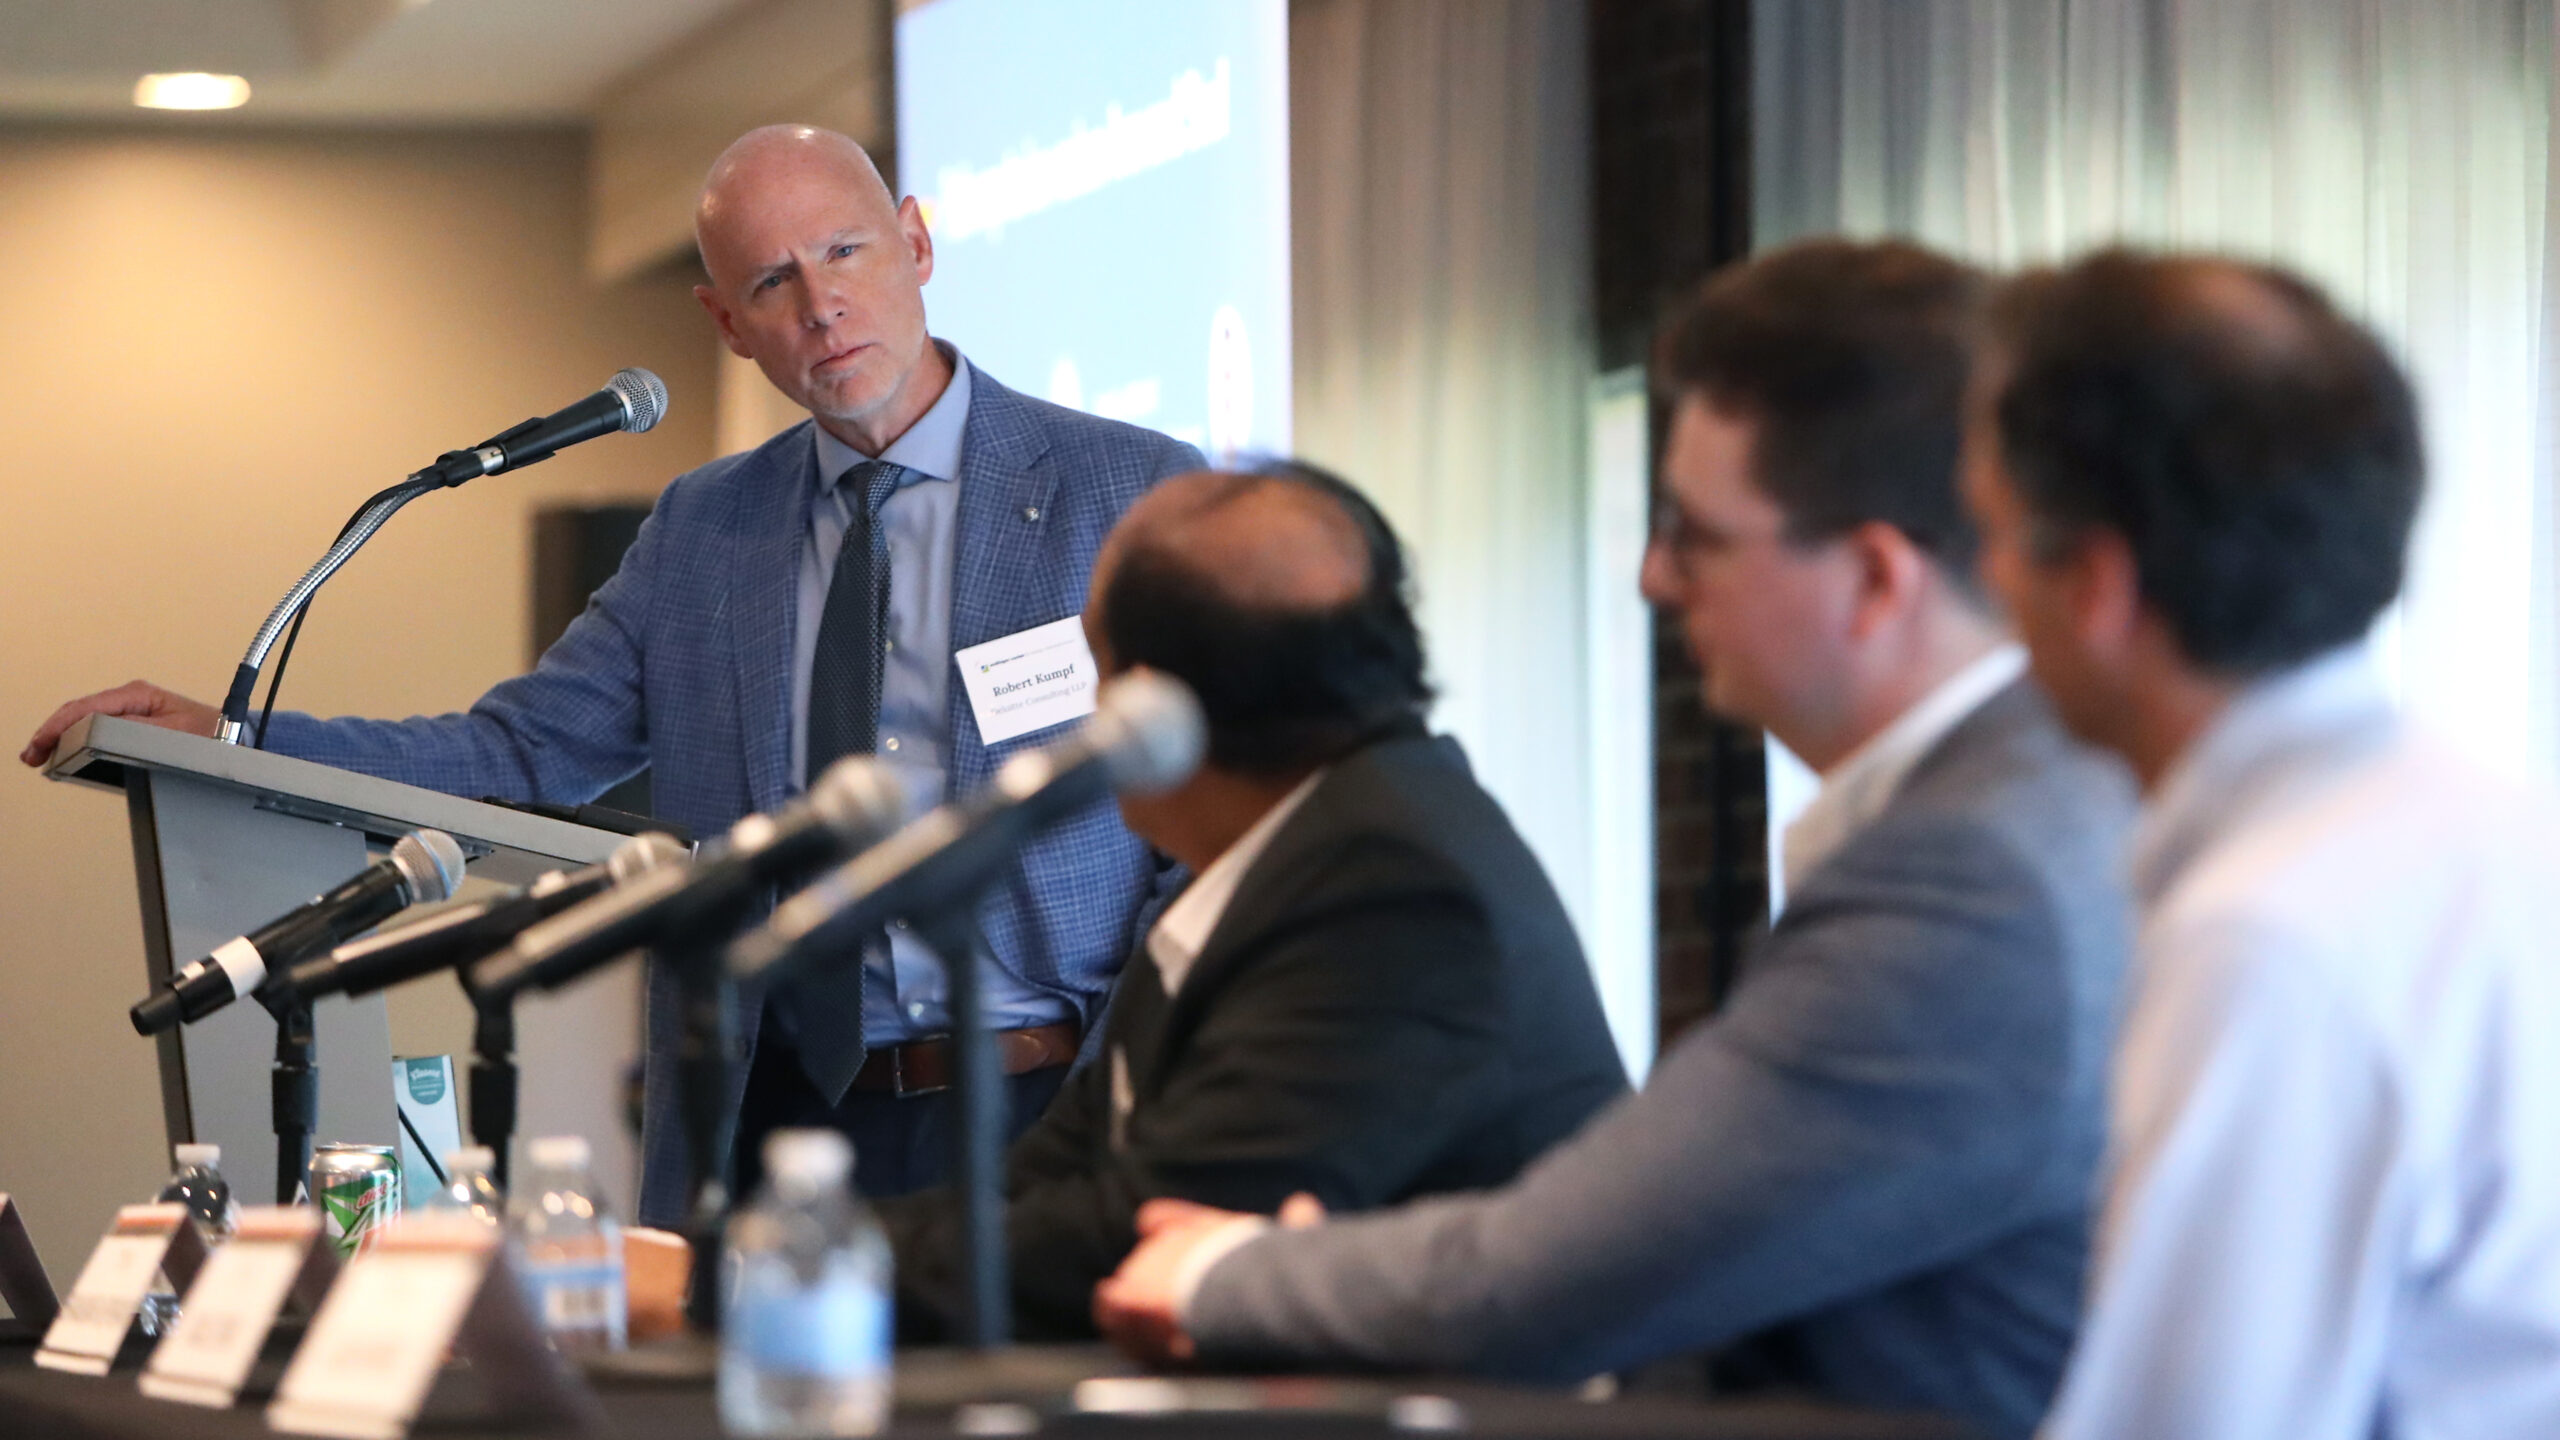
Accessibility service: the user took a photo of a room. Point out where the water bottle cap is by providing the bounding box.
[174,1143,220,1167]
[763,1128,852,1185]
[443,1146,495,1173]
[527,1135,591,1170]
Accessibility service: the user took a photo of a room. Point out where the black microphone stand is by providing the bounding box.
[665,931,741,1336]
[467,998,519,1193]
[259,990,318,1205]
[910,906,1009,1348]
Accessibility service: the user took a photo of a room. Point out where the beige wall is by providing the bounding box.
[0,126,717,1280]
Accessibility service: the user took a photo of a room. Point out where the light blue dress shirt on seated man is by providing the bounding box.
[796,345,1072,1045]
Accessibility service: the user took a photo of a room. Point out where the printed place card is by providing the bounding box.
[0,1192,58,1331]
[268,1215,598,1440]
[140,1207,338,1408]
[957,615,1100,744]
[36,1203,207,1375]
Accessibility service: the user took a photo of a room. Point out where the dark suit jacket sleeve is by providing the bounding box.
[257,479,669,802]
[1185,812,2079,1380]
[882,836,1511,1339]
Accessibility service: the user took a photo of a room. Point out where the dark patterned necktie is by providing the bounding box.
[788,458,904,1102]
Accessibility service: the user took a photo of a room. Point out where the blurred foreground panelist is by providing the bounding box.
[20,125,1200,1215]
[1096,243,2136,1440]
[1970,252,2560,1440]
[876,462,1630,1341]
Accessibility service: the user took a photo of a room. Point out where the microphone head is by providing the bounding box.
[391,829,467,905]
[1087,669,1206,795]
[808,756,911,847]
[607,831,691,884]
[607,368,668,435]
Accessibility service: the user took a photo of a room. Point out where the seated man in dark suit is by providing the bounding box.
[878,461,1631,1340]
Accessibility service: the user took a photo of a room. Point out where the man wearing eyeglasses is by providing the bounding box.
[1093,240,2136,1440]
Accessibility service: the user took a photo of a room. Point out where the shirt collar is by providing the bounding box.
[1146,769,1329,997]
[2127,644,2396,908]
[1781,644,2028,891]
[811,340,972,491]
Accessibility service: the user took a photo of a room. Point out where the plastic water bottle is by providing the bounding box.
[422,1145,504,1225]
[140,1142,238,1335]
[509,1135,626,1355]
[720,1129,891,1436]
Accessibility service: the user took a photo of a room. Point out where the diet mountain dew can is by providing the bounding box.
[308,1143,401,1257]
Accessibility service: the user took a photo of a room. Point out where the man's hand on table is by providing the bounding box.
[1094,1192,1327,1366]
[22,681,219,768]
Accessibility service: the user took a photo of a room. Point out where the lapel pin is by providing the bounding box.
[1022,506,1041,522]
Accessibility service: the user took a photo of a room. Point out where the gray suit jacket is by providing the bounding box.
[1186,680,2134,1440]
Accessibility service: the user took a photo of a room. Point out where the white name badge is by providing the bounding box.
[140,1207,337,1409]
[957,615,1100,745]
[36,1202,206,1375]
[269,1215,598,1440]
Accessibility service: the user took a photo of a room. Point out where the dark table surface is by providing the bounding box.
[0,1332,1969,1440]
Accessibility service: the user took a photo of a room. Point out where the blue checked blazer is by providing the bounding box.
[264,361,1202,1223]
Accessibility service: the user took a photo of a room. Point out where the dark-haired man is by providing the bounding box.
[875,463,1629,1341]
[1094,241,2135,1440]
[1966,251,2560,1439]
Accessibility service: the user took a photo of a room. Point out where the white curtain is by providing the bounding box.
[1757,0,2560,780]
[1292,1,1655,1071]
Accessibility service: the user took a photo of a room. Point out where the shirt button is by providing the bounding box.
[893,918,909,931]
[908,1002,926,1019]
[883,639,895,654]
[883,736,902,752]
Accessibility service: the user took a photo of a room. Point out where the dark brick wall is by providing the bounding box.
[1589,0,1766,1045]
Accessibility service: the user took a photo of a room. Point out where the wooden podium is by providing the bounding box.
[43,714,631,1196]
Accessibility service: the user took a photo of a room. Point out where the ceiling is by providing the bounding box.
[0,0,754,123]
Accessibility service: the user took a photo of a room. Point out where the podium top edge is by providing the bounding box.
[45,714,628,866]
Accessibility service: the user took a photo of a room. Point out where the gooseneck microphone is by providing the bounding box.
[467,756,908,1004]
[729,669,1204,986]
[131,829,466,1035]
[280,831,689,1005]
[214,368,671,744]
[415,368,669,489]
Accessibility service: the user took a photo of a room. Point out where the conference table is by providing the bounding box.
[0,1331,1973,1440]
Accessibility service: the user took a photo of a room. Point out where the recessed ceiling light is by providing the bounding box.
[134,73,251,111]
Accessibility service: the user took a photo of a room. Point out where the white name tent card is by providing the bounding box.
[140,1206,338,1408]
[0,1192,59,1331]
[957,614,1100,744]
[268,1214,600,1440]
[36,1202,208,1375]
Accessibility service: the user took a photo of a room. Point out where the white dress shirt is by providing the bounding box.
[1781,644,2027,891]
[1143,769,1326,997]
[2044,648,2560,1440]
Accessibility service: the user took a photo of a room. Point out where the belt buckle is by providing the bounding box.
[890,1041,947,1099]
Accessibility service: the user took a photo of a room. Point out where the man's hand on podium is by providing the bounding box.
[1094,1191,1327,1366]
[21,681,220,768]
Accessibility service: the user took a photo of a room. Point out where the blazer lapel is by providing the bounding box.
[945,364,1059,793]
[731,423,817,814]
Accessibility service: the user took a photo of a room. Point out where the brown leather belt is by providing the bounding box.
[848,1021,1081,1098]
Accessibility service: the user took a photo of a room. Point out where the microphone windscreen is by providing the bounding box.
[609,368,668,435]
[394,829,468,904]
[1092,669,1205,795]
[608,831,691,884]
[808,756,910,845]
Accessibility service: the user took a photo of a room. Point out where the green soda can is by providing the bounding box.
[308,1143,402,1257]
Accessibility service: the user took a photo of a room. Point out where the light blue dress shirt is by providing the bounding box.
[795,343,1074,1045]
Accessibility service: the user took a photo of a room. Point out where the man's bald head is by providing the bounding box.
[695,125,897,282]
[1986,249,2423,674]
[1091,463,1432,778]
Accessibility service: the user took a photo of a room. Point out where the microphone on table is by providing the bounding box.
[278,831,691,1005]
[415,367,669,489]
[466,755,909,1004]
[130,829,467,1035]
[729,668,1204,986]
